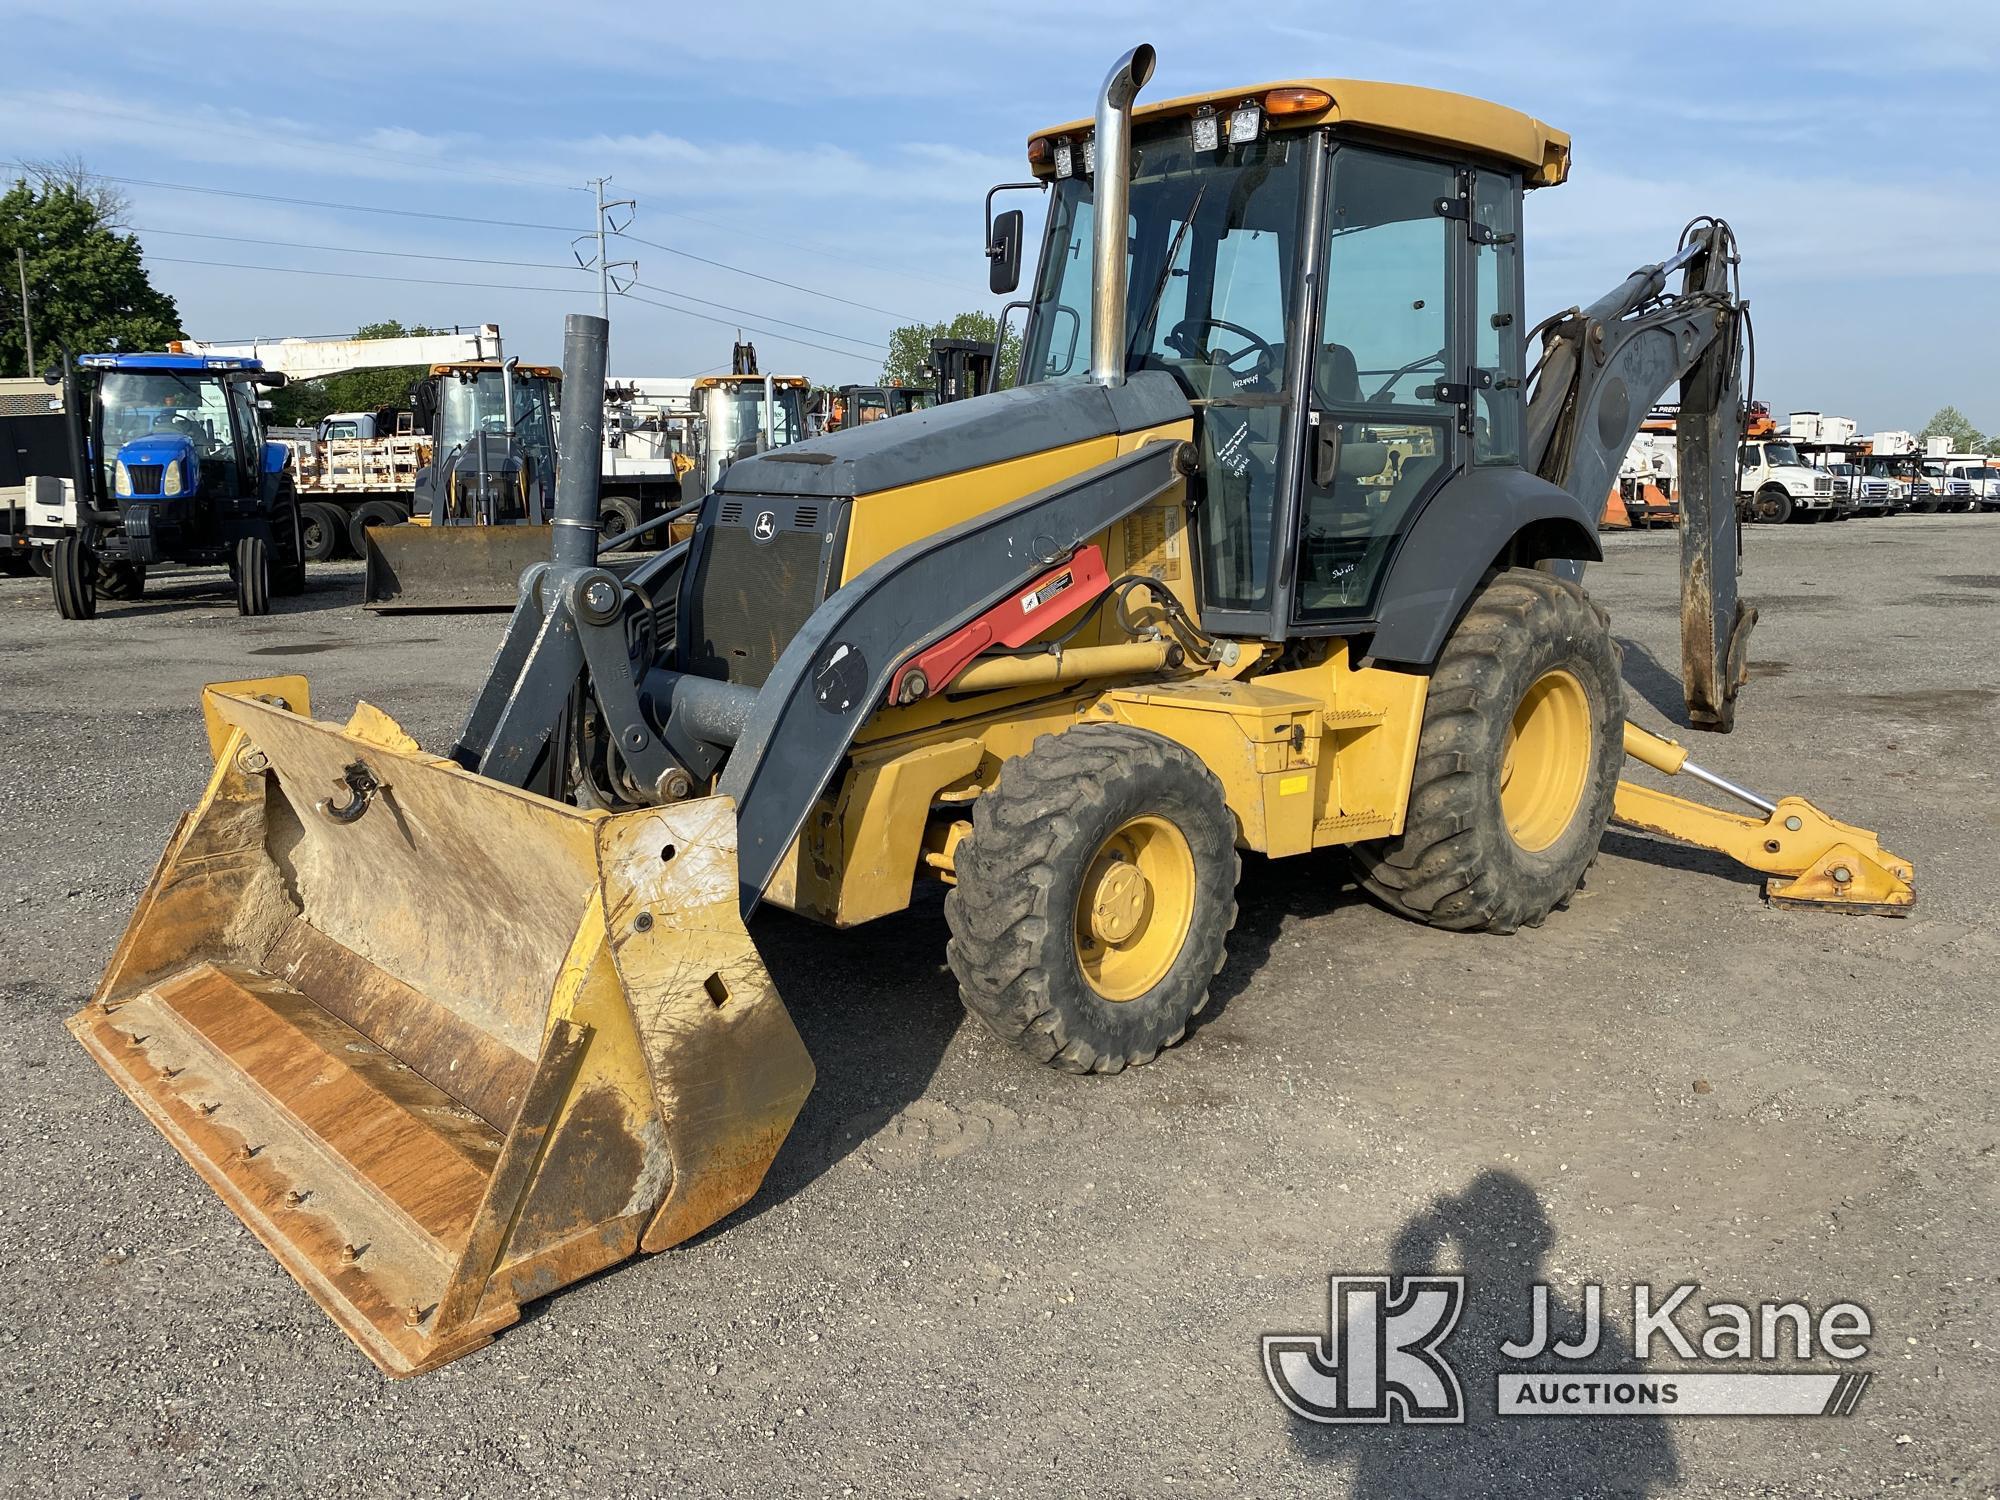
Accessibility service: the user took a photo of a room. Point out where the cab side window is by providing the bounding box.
[1470,171,1522,465]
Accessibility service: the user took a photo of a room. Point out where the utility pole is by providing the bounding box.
[15,246,32,376]
[578,178,636,322]
[591,177,610,321]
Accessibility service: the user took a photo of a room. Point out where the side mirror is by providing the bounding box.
[256,399,275,412]
[987,208,1024,295]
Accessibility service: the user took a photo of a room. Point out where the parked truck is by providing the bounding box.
[1,375,69,574]
[1740,435,1840,522]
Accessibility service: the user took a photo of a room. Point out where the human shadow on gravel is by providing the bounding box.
[1283,1169,1681,1499]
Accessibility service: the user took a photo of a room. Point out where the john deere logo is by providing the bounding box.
[752,510,777,542]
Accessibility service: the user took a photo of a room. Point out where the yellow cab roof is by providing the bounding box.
[428,361,563,378]
[1031,78,1570,187]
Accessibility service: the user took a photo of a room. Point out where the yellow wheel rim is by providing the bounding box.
[1073,814,1197,1002]
[1499,668,1592,853]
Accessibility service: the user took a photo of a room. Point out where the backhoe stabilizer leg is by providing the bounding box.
[1614,722,1915,914]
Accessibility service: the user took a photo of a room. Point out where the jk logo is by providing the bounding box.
[752,510,777,542]
[1263,1276,1466,1424]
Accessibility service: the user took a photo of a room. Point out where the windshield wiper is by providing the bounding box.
[1130,183,1207,360]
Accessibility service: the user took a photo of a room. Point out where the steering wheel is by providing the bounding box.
[1368,346,1447,404]
[1165,316,1278,379]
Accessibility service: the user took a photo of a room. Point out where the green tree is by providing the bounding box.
[1918,405,1985,454]
[881,310,1021,391]
[0,166,183,377]
[267,319,440,427]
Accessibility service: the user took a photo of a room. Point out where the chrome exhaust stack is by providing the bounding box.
[1089,42,1156,388]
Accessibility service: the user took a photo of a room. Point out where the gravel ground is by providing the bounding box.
[0,524,1993,1498]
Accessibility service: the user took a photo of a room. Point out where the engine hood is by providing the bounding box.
[117,432,197,468]
[716,370,1191,500]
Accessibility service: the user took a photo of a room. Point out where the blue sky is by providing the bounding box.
[5,0,1994,432]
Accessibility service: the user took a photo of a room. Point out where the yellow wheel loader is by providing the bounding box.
[71,46,1914,1377]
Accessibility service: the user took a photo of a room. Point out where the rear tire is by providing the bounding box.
[598,493,641,543]
[299,502,344,562]
[235,536,270,616]
[349,500,403,558]
[272,488,306,597]
[1352,568,1625,935]
[29,548,52,578]
[52,536,96,620]
[945,725,1239,1074]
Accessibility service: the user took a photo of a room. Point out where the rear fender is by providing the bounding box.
[1368,466,1601,666]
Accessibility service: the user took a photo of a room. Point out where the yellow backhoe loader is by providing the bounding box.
[70,47,1914,1377]
[361,359,564,610]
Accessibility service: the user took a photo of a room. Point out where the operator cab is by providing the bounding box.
[1015,81,1565,640]
[91,360,267,504]
[692,375,810,490]
[414,362,561,525]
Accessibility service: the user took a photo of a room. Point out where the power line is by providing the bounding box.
[649,204,972,293]
[20,159,932,334]
[627,278,882,348]
[133,226,585,272]
[137,254,884,362]
[12,98,593,196]
[615,230,920,323]
[4,163,584,233]
[617,289,883,362]
[144,255,589,296]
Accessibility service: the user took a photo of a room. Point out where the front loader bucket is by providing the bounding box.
[68,683,813,1377]
[363,523,555,611]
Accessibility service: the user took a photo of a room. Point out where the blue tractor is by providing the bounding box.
[44,351,305,619]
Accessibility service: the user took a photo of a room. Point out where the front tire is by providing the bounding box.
[235,536,270,616]
[96,560,146,599]
[1353,568,1625,935]
[946,725,1239,1074]
[1750,486,1792,523]
[52,537,96,620]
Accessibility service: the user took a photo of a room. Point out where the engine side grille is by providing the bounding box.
[680,496,844,689]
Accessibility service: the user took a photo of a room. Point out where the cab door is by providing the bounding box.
[1288,145,1462,628]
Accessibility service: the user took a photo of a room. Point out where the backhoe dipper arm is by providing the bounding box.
[1525,220,1754,731]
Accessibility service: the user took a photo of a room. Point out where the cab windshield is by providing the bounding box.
[98,371,234,460]
[1762,442,1804,468]
[436,370,557,460]
[1022,122,1308,616]
[707,384,806,451]
[1022,124,1305,394]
